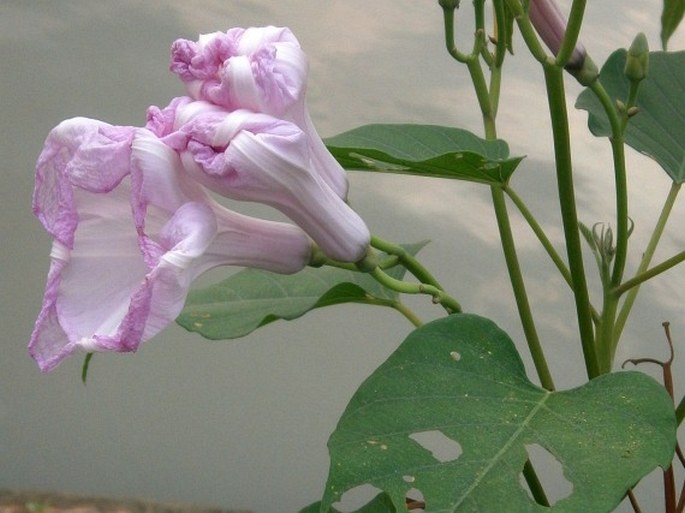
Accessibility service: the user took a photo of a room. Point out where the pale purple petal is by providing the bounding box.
[132,128,312,274]
[32,117,136,248]
[206,208,313,275]
[175,108,369,262]
[146,96,194,138]
[169,27,349,199]
[30,125,312,372]
[30,168,154,370]
[170,26,306,116]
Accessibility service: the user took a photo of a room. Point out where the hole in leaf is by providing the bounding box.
[333,484,384,513]
[406,487,425,512]
[519,443,573,507]
[409,430,462,462]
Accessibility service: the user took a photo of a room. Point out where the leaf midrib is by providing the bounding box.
[451,391,551,510]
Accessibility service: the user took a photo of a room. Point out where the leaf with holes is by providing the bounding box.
[176,242,426,340]
[299,493,396,513]
[321,314,675,513]
[576,50,685,183]
[324,124,524,185]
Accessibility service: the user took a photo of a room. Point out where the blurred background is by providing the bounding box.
[1,1,684,512]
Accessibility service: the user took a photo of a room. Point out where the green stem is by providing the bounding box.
[473,0,496,67]
[615,251,685,297]
[614,182,682,348]
[464,28,554,390]
[585,80,640,370]
[555,0,587,68]
[544,65,599,379]
[492,186,556,390]
[370,236,443,290]
[361,296,424,328]
[609,135,629,287]
[440,2,471,63]
[489,63,503,118]
[492,0,508,68]
[597,290,619,373]
[588,81,629,288]
[504,186,572,288]
[523,459,551,507]
[320,260,361,271]
[369,267,462,314]
[467,57,498,139]
[474,0,486,36]
[505,186,602,324]
[505,0,553,65]
[391,301,424,328]
[319,254,400,273]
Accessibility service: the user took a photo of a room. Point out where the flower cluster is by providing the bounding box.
[30,26,370,372]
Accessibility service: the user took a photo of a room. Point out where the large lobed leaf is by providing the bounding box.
[324,124,524,185]
[576,50,685,184]
[176,242,426,340]
[321,314,675,513]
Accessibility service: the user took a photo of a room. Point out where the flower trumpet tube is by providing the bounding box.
[528,0,586,70]
[30,118,311,372]
[154,100,370,263]
[170,26,349,199]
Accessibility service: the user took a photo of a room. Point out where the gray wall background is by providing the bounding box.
[1,2,683,512]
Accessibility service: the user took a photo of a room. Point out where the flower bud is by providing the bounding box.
[626,106,640,117]
[528,0,586,70]
[624,32,649,83]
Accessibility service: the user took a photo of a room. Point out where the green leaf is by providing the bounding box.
[576,50,685,183]
[661,0,685,50]
[324,124,524,185]
[176,242,427,341]
[322,314,675,513]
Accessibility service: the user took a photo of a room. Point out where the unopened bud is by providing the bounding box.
[528,0,587,70]
[624,32,649,83]
[626,106,640,117]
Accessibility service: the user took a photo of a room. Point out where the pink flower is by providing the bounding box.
[170,27,304,116]
[528,0,586,69]
[170,26,349,198]
[30,118,311,372]
[149,98,370,263]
